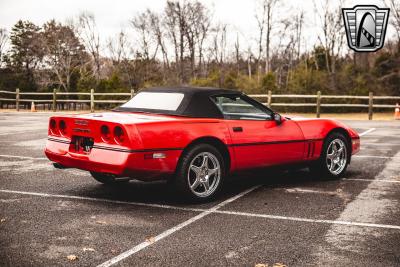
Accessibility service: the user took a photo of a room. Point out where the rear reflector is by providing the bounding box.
[100,125,111,142]
[153,153,166,159]
[49,119,57,135]
[114,126,125,143]
[59,120,67,135]
[144,153,166,159]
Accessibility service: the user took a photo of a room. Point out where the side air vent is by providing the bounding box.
[307,141,316,158]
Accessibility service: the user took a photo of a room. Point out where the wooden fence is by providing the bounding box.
[0,88,399,120]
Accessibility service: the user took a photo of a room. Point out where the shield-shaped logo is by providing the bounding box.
[342,5,390,52]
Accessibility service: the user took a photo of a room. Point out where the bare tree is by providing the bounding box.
[314,0,345,90]
[185,3,197,77]
[77,12,101,81]
[255,0,267,79]
[264,0,279,74]
[255,0,279,76]
[108,31,130,65]
[246,47,253,79]
[195,6,211,77]
[185,1,211,77]
[164,2,180,73]
[211,23,227,87]
[234,33,241,75]
[274,19,292,89]
[131,12,159,61]
[385,0,400,49]
[164,1,189,82]
[163,1,211,81]
[0,28,8,66]
[107,31,137,89]
[294,11,305,60]
[147,10,169,70]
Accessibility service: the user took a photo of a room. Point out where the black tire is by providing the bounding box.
[174,143,225,202]
[90,172,127,185]
[309,132,350,180]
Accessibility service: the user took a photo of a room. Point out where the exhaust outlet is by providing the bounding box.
[53,162,69,169]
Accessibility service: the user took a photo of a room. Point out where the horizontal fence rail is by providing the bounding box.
[0,89,399,120]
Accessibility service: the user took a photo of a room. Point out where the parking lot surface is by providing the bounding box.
[1,112,400,266]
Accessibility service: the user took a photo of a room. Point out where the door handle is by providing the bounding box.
[232,127,243,132]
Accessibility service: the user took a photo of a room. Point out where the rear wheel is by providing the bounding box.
[309,132,350,179]
[174,144,225,201]
[90,172,128,185]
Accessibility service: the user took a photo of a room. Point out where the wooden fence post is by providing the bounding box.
[15,88,20,111]
[90,89,94,112]
[267,90,272,108]
[368,92,373,120]
[131,89,135,99]
[316,91,321,118]
[52,89,57,112]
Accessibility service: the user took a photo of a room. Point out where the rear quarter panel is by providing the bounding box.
[135,119,234,169]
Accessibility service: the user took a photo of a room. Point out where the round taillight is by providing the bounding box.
[114,126,125,143]
[49,119,57,134]
[59,120,67,135]
[101,125,111,142]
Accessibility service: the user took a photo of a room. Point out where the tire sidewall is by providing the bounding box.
[175,144,225,201]
[314,132,350,179]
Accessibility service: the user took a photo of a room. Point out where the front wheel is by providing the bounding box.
[174,144,225,201]
[309,132,350,179]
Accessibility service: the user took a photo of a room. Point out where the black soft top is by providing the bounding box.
[114,86,242,118]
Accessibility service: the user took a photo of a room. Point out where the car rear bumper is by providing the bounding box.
[45,139,182,180]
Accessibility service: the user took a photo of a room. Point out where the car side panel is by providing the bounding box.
[225,119,305,170]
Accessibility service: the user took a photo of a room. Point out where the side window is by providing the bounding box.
[211,95,272,120]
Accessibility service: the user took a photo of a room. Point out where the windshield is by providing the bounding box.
[120,92,185,111]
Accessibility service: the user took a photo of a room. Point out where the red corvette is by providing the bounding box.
[45,87,360,200]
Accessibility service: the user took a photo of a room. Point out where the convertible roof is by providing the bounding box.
[115,86,242,118]
[142,86,238,95]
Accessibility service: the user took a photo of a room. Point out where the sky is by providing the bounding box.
[0,0,395,56]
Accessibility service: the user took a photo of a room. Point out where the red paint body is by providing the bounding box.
[45,112,360,180]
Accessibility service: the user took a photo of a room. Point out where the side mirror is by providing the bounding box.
[273,113,283,125]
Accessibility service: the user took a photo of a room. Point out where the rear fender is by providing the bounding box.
[135,120,235,171]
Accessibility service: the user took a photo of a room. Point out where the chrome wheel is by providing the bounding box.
[326,138,347,175]
[187,152,221,198]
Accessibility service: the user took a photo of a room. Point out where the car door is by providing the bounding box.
[211,94,305,170]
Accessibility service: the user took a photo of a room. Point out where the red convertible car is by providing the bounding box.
[45,87,360,200]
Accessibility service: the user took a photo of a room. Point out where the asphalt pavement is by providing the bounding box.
[0,112,399,267]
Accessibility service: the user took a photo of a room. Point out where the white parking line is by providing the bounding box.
[0,130,46,136]
[354,155,398,159]
[96,185,260,267]
[359,128,376,136]
[2,187,400,233]
[214,210,400,230]
[363,143,400,146]
[285,188,337,195]
[0,154,48,160]
[0,189,203,213]
[344,178,400,184]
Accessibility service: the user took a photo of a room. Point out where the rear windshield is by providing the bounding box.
[120,92,184,111]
